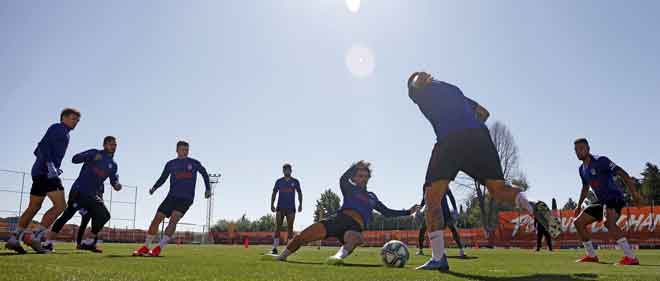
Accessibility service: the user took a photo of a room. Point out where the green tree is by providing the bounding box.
[313,188,341,222]
[640,162,660,204]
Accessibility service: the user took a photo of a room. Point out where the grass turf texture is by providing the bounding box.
[1,244,658,281]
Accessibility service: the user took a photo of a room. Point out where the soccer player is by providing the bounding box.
[4,108,80,254]
[417,183,465,258]
[133,141,212,257]
[407,72,557,271]
[270,163,302,254]
[267,161,420,264]
[572,138,643,265]
[45,136,122,253]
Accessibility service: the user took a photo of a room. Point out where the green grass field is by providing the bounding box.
[1,244,658,281]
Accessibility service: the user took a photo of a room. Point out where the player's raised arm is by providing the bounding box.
[465,97,490,123]
[72,149,97,164]
[339,163,358,197]
[372,193,417,217]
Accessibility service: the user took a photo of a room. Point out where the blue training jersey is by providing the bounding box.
[153,157,211,200]
[409,80,486,143]
[71,149,118,196]
[579,154,624,202]
[337,165,410,225]
[31,123,71,177]
[274,177,301,210]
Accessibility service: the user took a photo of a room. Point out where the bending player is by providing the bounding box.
[45,136,122,253]
[572,138,643,265]
[267,161,419,264]
[5,108,80,254]
[417,183,465,258]
[270,163,302,254]
[133,141,212,257]
[407,72,558,271]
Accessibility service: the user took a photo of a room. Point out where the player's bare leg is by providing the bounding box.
[272,222,326,261]
[33,191,66,251]
[416,180,450,271]
[574,211,599,262]
[5,195,45,254]
[285,212,295,243]
[134,212,166,256]
[327,231,364,265]
[271,211,285,254]
[150,211,183,257]
[603,209,639,265]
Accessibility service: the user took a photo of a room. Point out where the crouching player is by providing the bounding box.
[133,141,212,257]
[266,161,419,264]
[45,136,122,253]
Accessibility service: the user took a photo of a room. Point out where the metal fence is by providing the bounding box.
[0,169,138,230]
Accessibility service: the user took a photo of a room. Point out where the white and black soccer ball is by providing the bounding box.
[380,240,410,268]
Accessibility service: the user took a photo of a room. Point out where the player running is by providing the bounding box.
[270,163,303,254]
[4,108,80,254]
[44,136,121,253]
[266,161,419,264]
[417,183,465,258]
[572,138,643,265]
[133,141,212,257]
[407,72,558,271]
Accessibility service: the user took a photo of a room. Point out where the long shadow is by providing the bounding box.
[341,263,382,268]
[445,271,598,281]
[105,254,163,259]
[285,260,323,265]
[446,255,479,260]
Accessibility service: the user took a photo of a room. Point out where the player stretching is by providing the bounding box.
[407,72,558,271]
[133,141,212,257]
[4,108,80,254]
[45,136,121,253]
[417,183,465,258]
[270,163,302,254]
[267,161,419,264]
[572,138,643,265]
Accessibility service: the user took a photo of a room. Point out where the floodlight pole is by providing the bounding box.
[204,173,221,244]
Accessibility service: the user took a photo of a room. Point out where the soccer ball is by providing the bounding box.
[380,240,410,268]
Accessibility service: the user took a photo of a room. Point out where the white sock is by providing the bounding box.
[617,237,635,258]
[82,238,95,246]
[145,235,155,248]
[278,248,291,261]
[459,248,465,256]
[272,238,280,249]
[45,240,54,246]
[583,241,596,257]
[429,230,445,261]
[333,246,350,259]
[159,235,170,248]
[515,193,534,214]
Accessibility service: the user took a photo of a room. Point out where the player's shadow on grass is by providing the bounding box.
[446,255,478,260]
[445,271,598,281]
[105,254,164,259]
[285,260,382,268]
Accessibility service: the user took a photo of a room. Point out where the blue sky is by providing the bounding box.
[1,1,658,230]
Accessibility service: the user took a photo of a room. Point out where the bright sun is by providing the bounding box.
[345,0,360,13]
